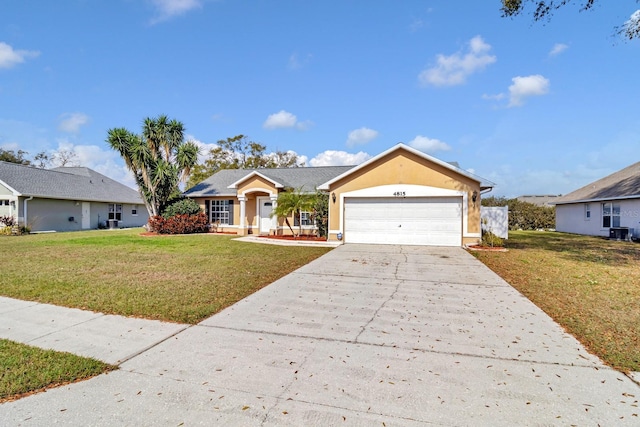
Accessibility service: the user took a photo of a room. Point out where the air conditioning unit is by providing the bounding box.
[609,227,631,241]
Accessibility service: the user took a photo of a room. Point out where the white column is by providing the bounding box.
[238,196,246,230]
[270,195,278,233]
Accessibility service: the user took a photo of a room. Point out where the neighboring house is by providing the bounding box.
[517,195,562,207]
[185,143,494,247]
[555,161,640,240]
[0,161,149,232]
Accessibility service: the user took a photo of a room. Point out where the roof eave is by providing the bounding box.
[555,194,640,205]
[318,143,492,189]
[227,171,284,189]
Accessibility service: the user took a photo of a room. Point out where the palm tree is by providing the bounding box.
[271,188,317,237]
[107,115,199,218]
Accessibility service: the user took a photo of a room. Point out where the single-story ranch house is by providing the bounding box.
[0,161,149,232]
[555,161,640,240]
[185,143,495,246]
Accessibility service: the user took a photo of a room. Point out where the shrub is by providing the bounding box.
[481,230,504,247]
[482,196,555,230]
[162,199,201,219]
[149,213,209,234]
[0,216,15,227]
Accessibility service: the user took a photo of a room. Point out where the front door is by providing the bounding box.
[259,199,273,234]
[81,202,91,229]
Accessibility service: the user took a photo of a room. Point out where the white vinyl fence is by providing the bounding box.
[481,206,509,239]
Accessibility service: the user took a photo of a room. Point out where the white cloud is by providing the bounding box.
[408,135,451,153]
[185,135,218,163]
[288,52,313,70]
[346,127,379,147]
[309,150,371,167]
[58,112,89,133]
[263,110,312,130]
[549,43,569,57]
[264,110,296,129]
[0,42,40,69]
[149,0,203,24]
[419,35,496,87]
[508,74,550,107]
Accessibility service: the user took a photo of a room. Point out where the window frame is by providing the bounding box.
[108,203,123,221]
[584,203,590,220]
[208,199,233,225]
[601,202,620,228]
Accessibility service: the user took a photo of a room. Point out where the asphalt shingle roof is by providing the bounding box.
[184,166,355,197]
[0,161,144,204]
[555,161,640,204]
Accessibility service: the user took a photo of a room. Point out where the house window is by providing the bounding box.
[209,200,233,225]
[294,211,313,227]
[132,206,138,216]
[602,202,620,228]
[108,204,122,221]
[584,204,591,220]
[1,200,9,206]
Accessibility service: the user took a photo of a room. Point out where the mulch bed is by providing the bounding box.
[258,235,327,242]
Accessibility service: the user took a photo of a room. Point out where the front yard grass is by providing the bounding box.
[472,230,640,373]
[0,229,332,324]
[0,339,115,402]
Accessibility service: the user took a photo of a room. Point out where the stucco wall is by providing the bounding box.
[556,199,640,238]
[20,198,147,232]
[326,150,482,245]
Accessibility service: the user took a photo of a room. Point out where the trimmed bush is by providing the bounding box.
[161,199,201,219]
[149,213,209,234]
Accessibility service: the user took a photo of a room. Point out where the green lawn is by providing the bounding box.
[472,231,640,373]
[0,229,332,324]
[0,339,115,402]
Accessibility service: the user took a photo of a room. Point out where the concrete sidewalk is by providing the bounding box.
[0,297,189,365]
[1,245,639,425]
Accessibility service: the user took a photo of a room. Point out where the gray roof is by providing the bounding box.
[0,161,144,204]
[184,166,355,197]
[555,161,640,204]
[517,195,563,207]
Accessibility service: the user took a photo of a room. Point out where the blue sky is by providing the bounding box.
[1,0,639,197]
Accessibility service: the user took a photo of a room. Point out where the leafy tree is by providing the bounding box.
[51,149,79,167]
[482,196,555,230]
[271,187,317,237]
[107,115,200,218]
[314,191,330,238]
[0,149,31,165]
[500,0,640,40]
[186,135,303,189]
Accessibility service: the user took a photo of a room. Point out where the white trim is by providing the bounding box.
[317,143,494,190]
[336,184,469,237]
[228,171,284,189]
[555,195,640,205]
[0,179,21,196]
[239,187,277,198]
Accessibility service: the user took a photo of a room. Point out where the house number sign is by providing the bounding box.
[393,191,406,197]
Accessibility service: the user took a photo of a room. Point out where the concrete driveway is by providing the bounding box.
[2,244,638,425]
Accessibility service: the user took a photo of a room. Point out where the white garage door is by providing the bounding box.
[344,197,462,246]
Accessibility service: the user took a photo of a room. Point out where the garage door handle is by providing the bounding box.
[398,224,401,228]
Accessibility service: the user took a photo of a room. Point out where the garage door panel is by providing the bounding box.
[344,197,462,246]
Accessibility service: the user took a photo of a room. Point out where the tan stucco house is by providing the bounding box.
[184,144,494,246]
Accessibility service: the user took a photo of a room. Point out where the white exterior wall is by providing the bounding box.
[480,206,508,239]
[19,198,149,232]
[556,199,640,238]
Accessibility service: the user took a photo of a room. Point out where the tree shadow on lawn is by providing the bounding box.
[505,231,640,266]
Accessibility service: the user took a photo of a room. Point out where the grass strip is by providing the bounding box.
[0,339,115,402]
[472,230,640,372]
